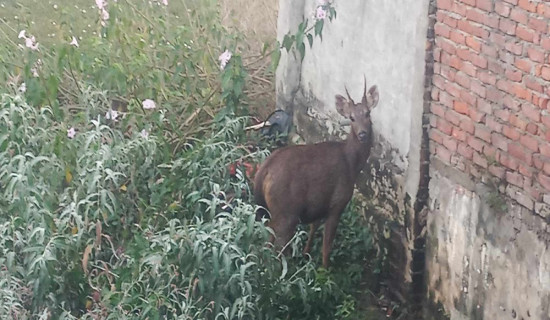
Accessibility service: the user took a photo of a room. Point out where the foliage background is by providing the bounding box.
[0,0,385,319]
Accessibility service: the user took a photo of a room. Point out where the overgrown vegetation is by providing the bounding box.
[0,1,381,319]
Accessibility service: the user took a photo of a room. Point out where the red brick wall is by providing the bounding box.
[430,0,550,210]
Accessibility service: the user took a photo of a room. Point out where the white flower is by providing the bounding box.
[218,50,232,70]
[140,129,149,138]
[142,99,156,110]
[67,127,76,139]
[18,30,26,39]
[70,36,79,47]
[161,0,168,5]
[18,82,26,93]
[105,109,119,121]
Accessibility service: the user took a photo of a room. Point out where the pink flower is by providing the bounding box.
[95,0,106,10]
[316,6,327,20]
[70,36,79,47]
[162,0,168,5]
[67,127,76,139]
[142,99,156,110]
[218,50,232,70]
[25,36,39,51]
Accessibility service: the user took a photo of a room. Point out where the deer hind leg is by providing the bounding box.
[322,211,345,268]
[303,220,322,256]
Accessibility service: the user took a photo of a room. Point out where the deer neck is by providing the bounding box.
[344,129,372,177]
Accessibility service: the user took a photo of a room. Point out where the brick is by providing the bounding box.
[505,41,523,55]
[470,109,486,122]
[499,17,517,35]
[471,80,486,98]
[522,104,540,122]
[525,77,544,93]
[519,163,534,177]
[471,54,488,68]
[435,23,452,37]
[542,37,550,51]
[509,114,528,130]
[446,82,462,98]
[450,30,466,45]
[481,44,498,58]
[495,2,511,17]
[487,87,504,103]
[541,67,550,81]
[509,142,532,164]
[437,0,453,10]
[505,69,523,82]
[452,127,468,141]
[526,123,538,135]
[468,135,485,152]
[465,36,482,52]
[544,162,550,176]
[477,99,493,114]
[438,11,459,28]
[440,64,457,81]
[520,134,539,152]
[432,88,440,101]
[484,144,497,158]
[502,95,521,111]
[455,71,471,89]
[515,58,533,73]
[538,173,550,191]
[516,25,535,42]
[458,143,474,159]
[542,143,550,157]
[460,89,477,107]
[431,103,446,118]
[514,85,532,101]
[450,56,464,70]
[439,38,457,54]
[458,19,490,39]
[436,145,452,164]
[503,0,518,5]
[451,1,468,15]
[430,129,445,144]
[489,165,506,179]
[506,171,524,187]
[437,117,454,135]
[488,59,505,74]
[440,91,454,108]
[446,109,462,125]
[518,0,537,13]
[478,71,496,85]
[542,115,550,127]
[461,62,477,77]
[497,79,515,95]
[460,117,476,134]
[443,136,458,152]
[461,0,476,6]
[495,108,511,122]
[473,151,488,168]
[503,125,521,140]
[510,7,529,24]
[527,47,545,63]
[492,133,508,151]
[500,152,519,170]
[475,125,492,142]
[476,0,492,11]
[528,17,548,33]
[454,100,471,115]
[487,116,502,132]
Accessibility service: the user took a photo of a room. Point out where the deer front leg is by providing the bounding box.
[322,214,341,268]
[303,220,322,256]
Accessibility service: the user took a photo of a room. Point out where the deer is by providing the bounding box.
[253,79,379,268]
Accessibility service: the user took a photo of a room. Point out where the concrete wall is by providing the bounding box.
[276,0,431,298]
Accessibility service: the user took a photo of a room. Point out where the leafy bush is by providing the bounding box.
[0,1,378,319]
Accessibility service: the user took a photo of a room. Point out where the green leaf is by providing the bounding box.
[307,34,314,48]
[298,42,306,61]
[271,48,281,71]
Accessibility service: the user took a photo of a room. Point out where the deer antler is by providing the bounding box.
[344,86,354,104]
[361,75,368,105]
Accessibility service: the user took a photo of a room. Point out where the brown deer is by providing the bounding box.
[254,80,379,268]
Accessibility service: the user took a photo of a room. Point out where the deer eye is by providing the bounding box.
[350,115,355,122]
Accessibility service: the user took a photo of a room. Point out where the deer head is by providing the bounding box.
[335,78,379,143]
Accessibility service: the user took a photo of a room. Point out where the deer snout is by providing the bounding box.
[357,131,368,143]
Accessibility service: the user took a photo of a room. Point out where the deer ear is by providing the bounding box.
[335,95,351,117]
[367,86,379,110]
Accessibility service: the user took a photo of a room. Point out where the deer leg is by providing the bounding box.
[322,214,342,268]
[303,220,322,256]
